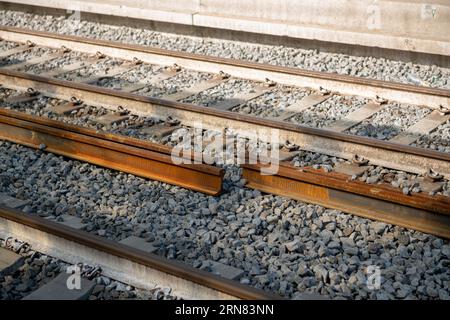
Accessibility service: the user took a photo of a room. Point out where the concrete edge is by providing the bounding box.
[193,13,450,56]
[0,216,239,300]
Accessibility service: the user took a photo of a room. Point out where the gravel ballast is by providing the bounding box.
[0,141,449,300]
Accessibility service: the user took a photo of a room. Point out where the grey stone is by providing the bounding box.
[425,286,438,298]
[441,245,450,258]
[327,241,340,249]
[398,234,410,246]
[312,265,329,283]
[205,260,244,280]
[284,239,300,252]
[371,222,387,235]
[119,236,157,254]
[57,214,87,230]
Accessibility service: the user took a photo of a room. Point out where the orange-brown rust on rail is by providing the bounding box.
[0,108,224,195]
[242,162,450,239]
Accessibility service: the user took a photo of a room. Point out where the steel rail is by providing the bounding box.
[242,163,450,239]
[3,108,448,237]
[0,108,179,157]
[0,108,224,195]
[0,69,449,179]
[0,26,449,108]
[0,206,278,300]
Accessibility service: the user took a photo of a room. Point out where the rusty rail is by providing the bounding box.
[0,206,278,300]
[0,108,224,195]
[242,163,450,239]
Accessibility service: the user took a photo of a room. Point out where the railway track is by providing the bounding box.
[0,27,449,238]
[0,205,277,300]
[0,26,449,300]
[0,108,449,238]
[0,27,448,175]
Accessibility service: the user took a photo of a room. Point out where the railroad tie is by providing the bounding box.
[209,85,271,111]
[0,193,30,209]
[140,123,181,139]
[0,43,34,59]
[326,102,385,132]
[1,51,64,71]
[271,93,330,121]
[161,74,229,101]
[94,113,129,126]
[3,88,40,104]
[79,61,141,85]
[22,273,96,300]
[334,162,369,177]
[413,177,445,194]
[203,260,244,281]
[0,247,24,277]
[46,99,86,115]
[55,214,87,230]
[119,236,157,254]
[257,149,299,163]
[39,56,101,78]
[389,110,450,145]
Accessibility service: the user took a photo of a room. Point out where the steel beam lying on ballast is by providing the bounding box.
[0,108,224,195]
[0,69,449,179]
[242,163,450,239]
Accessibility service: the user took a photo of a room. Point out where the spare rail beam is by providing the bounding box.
[0,206,277,300]
[0,69,449,178]
[0,26,449,108]
[242,163,450,239]
[0,109,224,195]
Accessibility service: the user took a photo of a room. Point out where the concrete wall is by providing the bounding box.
[197,0,450,39]
[1,0,449,56]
